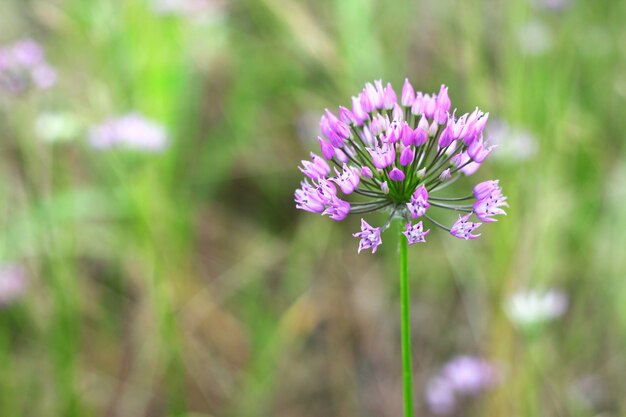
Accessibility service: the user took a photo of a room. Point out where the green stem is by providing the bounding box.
[398,222,414,417]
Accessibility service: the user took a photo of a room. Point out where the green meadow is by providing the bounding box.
[1,0,625,416]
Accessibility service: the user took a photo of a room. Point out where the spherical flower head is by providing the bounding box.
[294,80,508,253]
[353,219,382,253]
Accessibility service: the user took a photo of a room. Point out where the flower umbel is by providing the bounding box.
[294,79,508,252]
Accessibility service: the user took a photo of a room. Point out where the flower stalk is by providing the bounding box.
[398,220,414,417]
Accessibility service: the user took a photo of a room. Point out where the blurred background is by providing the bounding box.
[1,0,625,416]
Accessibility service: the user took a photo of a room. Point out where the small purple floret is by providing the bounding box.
[401,78,415,107]
[389,167,406,182]
[406,185,430,218]
[353,219,382,254]
[472,180,508,222]
[331,164,360,194]
[403,221,430,245]
[450,213,482,240]
[399,146,415,166]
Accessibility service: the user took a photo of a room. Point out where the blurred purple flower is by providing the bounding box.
[426,355,500,415]
[0,39,56,95]
[441,356,500,395]
[426,377,456,415]
[0,264,27,307]
[89,113,169,152]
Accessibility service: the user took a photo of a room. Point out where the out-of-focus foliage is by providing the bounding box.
[1,0,625,416]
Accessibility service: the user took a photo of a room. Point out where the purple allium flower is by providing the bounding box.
[89,113,169,152]
[426,355,500,415]
[294,80,508,252]
[0,264,27,307]
[0,39,56,95]
[353,219,382,254]
[505,288,568,327]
